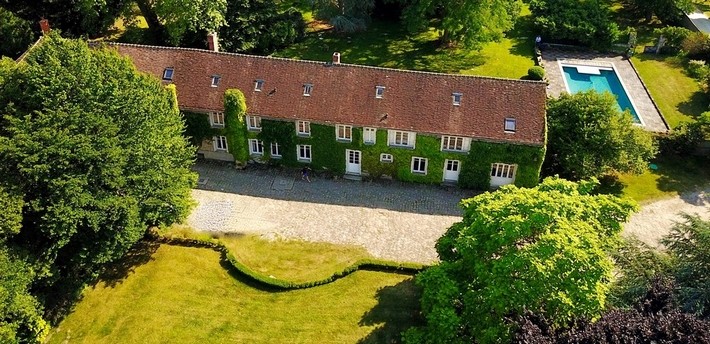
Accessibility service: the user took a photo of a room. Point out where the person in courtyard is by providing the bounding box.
[301,166,311,182]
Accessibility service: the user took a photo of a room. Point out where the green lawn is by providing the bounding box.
[47,243,419,343]
[600,155,710,203]
[275,6,535,79]
[631,54,707,128]
[219,235,373,283]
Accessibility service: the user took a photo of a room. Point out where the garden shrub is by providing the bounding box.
[529,0,620,50]
[527,66,545,80]
[654,26,692,54]
[682,32,710,61]
[224,89,250,163]
[687,59,709,80]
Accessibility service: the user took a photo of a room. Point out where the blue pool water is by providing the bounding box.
[562,66,641,123]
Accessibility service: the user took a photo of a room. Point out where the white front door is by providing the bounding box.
[346,149,361,175]
[443,159,460,182]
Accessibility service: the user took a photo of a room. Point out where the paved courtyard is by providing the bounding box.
[186,162,475,264]
[541,47,669,133]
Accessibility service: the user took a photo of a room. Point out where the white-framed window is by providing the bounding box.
[363,127,376,144]
[505,118,516,132]
[380,153,393,163]
[411,157,428,174]
[248,139,264,155]
[213,136,228,151]
[441,136,469,152]
[247,115,261,131]
[254,79,264,91]
[297,120,311,136]
[336,125,352,142]
[162,68,174,81]
[452,92,462,106]
[491,163,516,179]
[375,86,385,99]
[209,112,225,127]
[297,144,312,162]
[388,130,415,148]
[270,142,281,158]
[303,83,313,96]
[211,75,221,87]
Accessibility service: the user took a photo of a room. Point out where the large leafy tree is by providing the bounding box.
[546,91,657,180]
[628,0,693,23]
[134,0,226,45]
[0,8,37,59]
[401,0,521,48]
[0,0,129,38]
[218,0,305,54]
[529,0,620,49]
[0,34,196,293]
[403,177,638,344]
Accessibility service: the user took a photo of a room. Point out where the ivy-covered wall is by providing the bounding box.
[224,89,249,164]
[254,118,545,188]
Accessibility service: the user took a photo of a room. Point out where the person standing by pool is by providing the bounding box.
[301,166,311,182]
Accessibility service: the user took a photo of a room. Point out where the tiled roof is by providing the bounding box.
[109,43,547,146]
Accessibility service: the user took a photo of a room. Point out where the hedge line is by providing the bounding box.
[146,231,425,290]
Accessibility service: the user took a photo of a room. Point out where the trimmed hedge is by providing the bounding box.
[147,230,424,290]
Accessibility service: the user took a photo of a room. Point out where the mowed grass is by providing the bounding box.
[275,6,535,79]
[603,155,710,203]
[219,235,373,283]
[631,54,708,128]
[47,244,419,344]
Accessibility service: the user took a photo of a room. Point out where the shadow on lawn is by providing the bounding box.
[97,239,161,288]
[676,91,709,120]
[357,278,422,344]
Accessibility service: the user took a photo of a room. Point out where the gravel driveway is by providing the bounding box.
[623,187,710,248]
[186,162,472,264]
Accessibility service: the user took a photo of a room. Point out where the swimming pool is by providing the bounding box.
[561,65,641,123]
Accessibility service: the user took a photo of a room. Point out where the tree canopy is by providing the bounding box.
[629,0,693,23]
[401,0,521,48]
[0,0,128,38]
[0,34,196,302]
[545,91,657,180]
[403,177,638,344]
[0,8,37,58]
[529,0,620,49]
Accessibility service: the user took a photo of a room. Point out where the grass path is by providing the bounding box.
[47,242,419,344]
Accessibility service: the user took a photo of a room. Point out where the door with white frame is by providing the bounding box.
[345,149,362,175]
[443,159,461,182]
[490,163,516,187]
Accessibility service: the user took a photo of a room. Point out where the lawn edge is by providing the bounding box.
[148,230,425,290]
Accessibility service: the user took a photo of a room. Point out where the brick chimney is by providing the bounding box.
[39,19,50,35]
[207,32,219,52]
[332,52,341,64]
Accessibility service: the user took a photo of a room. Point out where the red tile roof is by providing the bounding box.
[109,43,547,146]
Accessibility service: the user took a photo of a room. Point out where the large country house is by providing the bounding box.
[110,35,547,189]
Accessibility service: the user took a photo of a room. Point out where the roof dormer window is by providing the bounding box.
[505,118,517,132]
[303,83,313,96]
[255,79,264,91]
[375,86,385,99]
[211,75,221,87]
[452,92,462,106]
[162,68,174,81]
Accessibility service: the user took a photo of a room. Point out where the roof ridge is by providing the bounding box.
[102,41,546,85]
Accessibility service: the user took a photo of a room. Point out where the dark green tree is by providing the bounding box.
[629,0,693,23]
[400,0,521,48]
[134,0,226,45]
[529,0,620,49]
[218,0,305,54]
[663,214,710,318]
[0,8,37,58]
[403,177,638,344]
[546,91,657,180]
[0,34,196,294]
[0,0,129,38]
